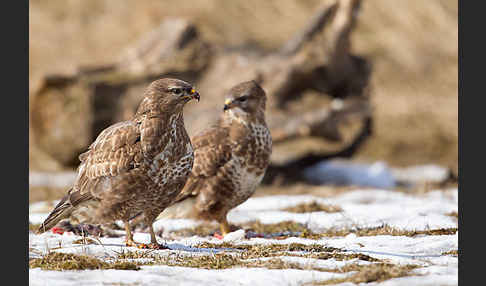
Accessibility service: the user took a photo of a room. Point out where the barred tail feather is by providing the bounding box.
[36,193,74,234]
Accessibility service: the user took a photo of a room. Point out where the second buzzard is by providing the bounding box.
[160,80,272,237]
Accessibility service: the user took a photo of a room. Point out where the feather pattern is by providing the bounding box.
[38,78,198,239]
[164,81,272,229]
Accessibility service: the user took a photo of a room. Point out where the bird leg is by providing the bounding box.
[144,215,169,250]
[147,224,168,249]
[150,223,160,244]
[213,216,232,239]
[124,220,138,247]
[219,217,231,237]
[124,219,168,250]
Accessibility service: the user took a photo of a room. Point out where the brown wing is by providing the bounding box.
[73,120,143,198]
[173,123,232,203]
[39,120,148,232]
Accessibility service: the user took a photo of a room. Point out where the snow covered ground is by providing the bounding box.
[29,187,458,286]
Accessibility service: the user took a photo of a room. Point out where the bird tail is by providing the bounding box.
[37,189,76,234]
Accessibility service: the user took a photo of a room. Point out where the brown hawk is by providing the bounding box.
[160,80,272,237]
[37,78,200,249]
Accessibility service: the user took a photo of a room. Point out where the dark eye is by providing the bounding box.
[238,96,248,102]
[170,88,182,95]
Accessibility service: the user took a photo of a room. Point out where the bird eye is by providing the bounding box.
[238,96,248,102]
[170,88,182,95]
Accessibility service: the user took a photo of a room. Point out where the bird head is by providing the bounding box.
[223,80,266,117]
[137,78,200,115]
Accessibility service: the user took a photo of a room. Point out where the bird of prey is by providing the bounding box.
[159,80,272,237]
[37,78,200,249]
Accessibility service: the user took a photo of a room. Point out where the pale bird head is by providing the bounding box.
[223,80,266,115]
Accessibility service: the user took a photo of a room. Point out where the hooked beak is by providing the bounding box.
[223,98,235,111]
[182,88,200,102]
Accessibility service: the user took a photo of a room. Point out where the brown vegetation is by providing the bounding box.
[171,220,457,239]
[283,201,343,213]
[29,252,140,271]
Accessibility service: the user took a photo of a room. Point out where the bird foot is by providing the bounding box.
[125,240,168,250]
[138,243,169,250]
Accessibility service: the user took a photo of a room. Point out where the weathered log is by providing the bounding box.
[30,19,212,166]
[30,75,94,166]
[30,0,372,174]
[278,2,338,56]
[271,97,371,144]
[263,116,373,185]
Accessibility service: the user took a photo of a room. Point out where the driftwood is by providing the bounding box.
[263,117,373,185]
[30,0,373,184]
[30,19,212,166]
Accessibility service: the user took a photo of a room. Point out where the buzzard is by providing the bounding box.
[160,80,272,237]
[37,78,200,249]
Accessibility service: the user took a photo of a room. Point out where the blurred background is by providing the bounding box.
[29,0,458,203]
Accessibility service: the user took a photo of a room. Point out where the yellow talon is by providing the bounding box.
[220,220,231,237]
